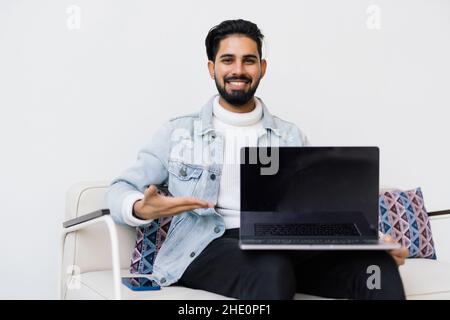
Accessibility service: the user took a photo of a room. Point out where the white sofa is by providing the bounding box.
[60,181,450,300]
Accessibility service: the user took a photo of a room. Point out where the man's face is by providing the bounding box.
[208,35,266,107]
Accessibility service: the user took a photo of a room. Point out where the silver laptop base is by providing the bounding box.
[239,239,401,250]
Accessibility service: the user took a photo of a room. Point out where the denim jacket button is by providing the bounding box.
[190,252,196,258]
[160,277,166,284]
[210,173,216,180]
[179,168,187,177]
[214,226,221,233]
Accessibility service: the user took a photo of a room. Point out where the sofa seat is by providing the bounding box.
[400,258,450,299]
[64,269,325,300]
[64,258,450,300]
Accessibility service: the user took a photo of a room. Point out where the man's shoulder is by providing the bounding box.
[270,114,309,146]
[168,111,201,122]
[167,95,215,124]
[157,111,202,133]
[271,115,302,132]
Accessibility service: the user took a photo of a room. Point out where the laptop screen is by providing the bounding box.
[240,147,380,239]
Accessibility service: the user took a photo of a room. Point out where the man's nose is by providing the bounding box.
[231,60,244,76]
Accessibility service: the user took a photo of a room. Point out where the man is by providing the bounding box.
[107,19,407,299]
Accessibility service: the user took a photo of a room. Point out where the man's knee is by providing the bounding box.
[241,254,296,300]
[351,251,405,300]
[363,251,402,280]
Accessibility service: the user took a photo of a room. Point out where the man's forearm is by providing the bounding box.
[106,181,154,226]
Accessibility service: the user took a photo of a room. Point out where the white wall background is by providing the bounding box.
[0,0,449,299]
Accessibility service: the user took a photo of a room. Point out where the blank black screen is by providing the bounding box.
[240,147,379,229]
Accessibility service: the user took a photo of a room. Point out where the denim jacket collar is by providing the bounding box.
[196,94,282,137]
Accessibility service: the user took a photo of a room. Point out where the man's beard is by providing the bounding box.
[215,76,261,107]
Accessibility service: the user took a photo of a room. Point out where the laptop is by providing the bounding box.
[239,146,400,250]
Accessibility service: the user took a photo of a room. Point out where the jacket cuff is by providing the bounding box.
[122,192,153,227]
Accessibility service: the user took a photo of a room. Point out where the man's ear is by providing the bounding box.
[207,60,215,79]
[260,59,267,79]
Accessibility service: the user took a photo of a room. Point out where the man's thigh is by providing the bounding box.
[289,250,405,300]
[178,236,244,292]
[177,236,297,299]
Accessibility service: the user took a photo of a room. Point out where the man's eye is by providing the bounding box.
[244,59,256,64]
[222,59,232,63]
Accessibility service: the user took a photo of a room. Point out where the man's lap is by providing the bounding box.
[177,229,404,299]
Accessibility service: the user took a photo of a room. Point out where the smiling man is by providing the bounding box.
[107,19,407,300]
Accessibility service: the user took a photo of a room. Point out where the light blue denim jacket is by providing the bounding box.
[106,95,309,286]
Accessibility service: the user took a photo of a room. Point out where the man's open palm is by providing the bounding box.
[134,185,214,220]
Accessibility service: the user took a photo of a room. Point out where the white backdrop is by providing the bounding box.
[0,0,449,299]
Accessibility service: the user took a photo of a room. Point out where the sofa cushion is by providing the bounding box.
[66,270,233,300]
[65,269,327,300]
[379,188,436,259]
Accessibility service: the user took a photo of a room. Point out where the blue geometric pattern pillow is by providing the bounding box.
[130,184,173,274]
[130,216,172,274]
[379,187,436,259]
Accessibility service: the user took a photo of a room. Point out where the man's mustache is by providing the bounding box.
[224,76,251,83]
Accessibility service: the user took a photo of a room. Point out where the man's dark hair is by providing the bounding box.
[205,19,264,61]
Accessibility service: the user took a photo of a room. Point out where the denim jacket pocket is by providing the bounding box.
[167,160,204,196]
[168,160,203,180]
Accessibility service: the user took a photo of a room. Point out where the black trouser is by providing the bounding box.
[178,228,405,300]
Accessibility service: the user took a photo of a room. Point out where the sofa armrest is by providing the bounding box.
[60,212,122,300]
[63,209,110,228]
[428,209,450,263]
[428,209,450,218]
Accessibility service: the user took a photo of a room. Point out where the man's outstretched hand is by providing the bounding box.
[133,185,214,220]
[383,234,409,266]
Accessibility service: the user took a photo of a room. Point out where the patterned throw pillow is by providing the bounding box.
[130,216,172,274]
[130,184,173,274]
[378,187,436,259]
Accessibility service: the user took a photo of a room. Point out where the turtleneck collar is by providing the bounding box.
[212,96,263,127]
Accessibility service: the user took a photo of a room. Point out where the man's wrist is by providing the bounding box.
[132,200,145,220]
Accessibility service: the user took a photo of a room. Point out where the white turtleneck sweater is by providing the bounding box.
[213,96,264,229]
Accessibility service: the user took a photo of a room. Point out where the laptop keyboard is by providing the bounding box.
[255,223,360,237]
[243,238,377,245]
